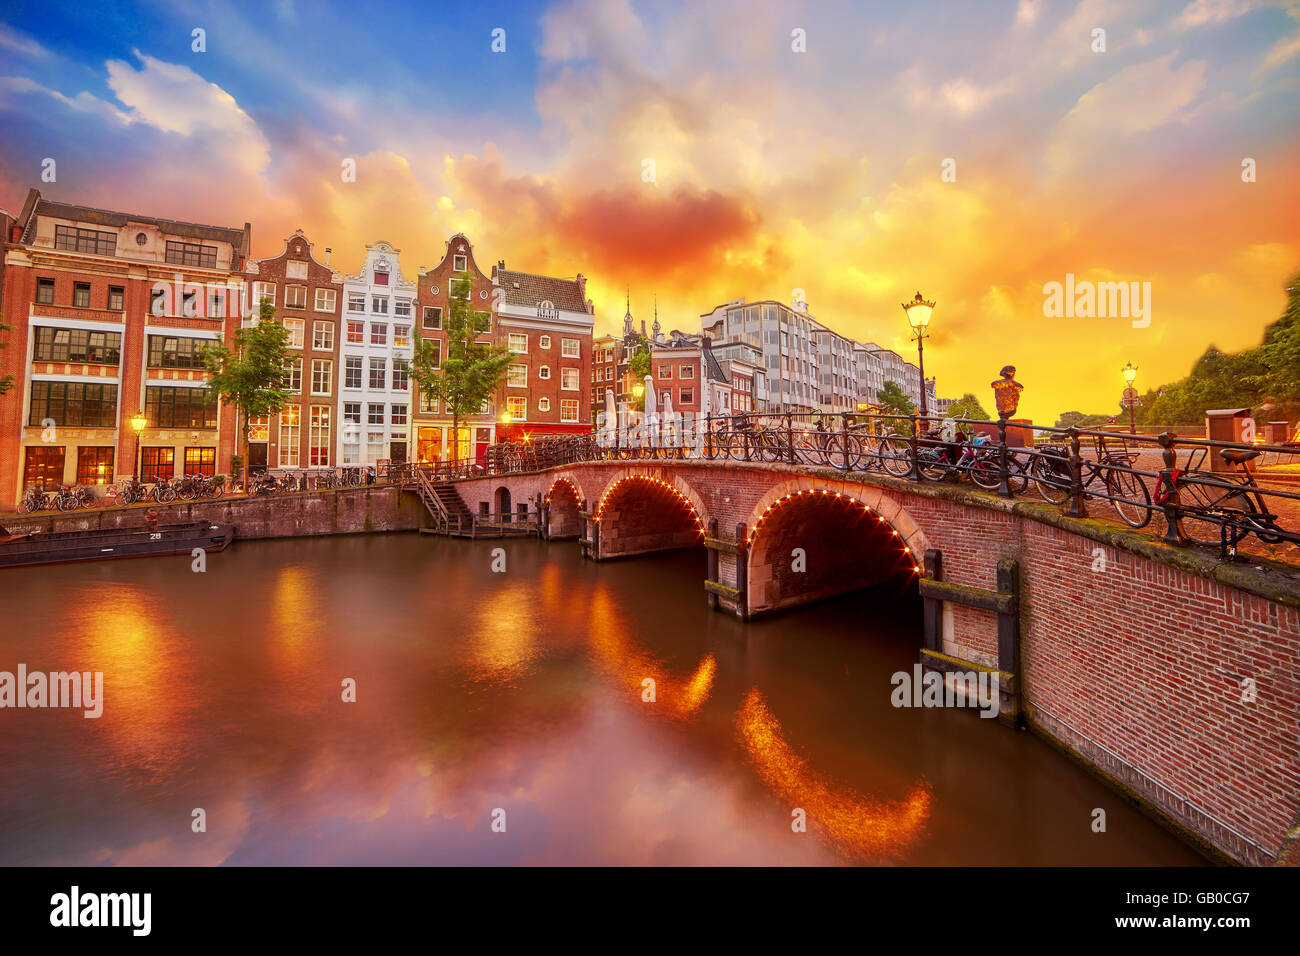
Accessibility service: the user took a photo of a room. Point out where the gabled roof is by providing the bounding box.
[26,195,247,251]
[495,268,589,313]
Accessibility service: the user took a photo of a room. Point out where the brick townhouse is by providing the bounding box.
[243,229,343,472]
[0,188,250,505]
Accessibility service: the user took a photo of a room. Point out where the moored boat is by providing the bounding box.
[0,521,235,569]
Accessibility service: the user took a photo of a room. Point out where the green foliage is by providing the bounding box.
[876,381,916,434]
[202,296,291,488]
[0,319,14,396]
[628,348,652,411]
[409,271,513,459]
[944,392,990,422]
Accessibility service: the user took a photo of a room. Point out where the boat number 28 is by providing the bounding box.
[150,533,162,540]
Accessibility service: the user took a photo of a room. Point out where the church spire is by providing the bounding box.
[623,285,633,335]
[652,293,660,339]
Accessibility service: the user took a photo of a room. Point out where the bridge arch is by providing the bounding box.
[593,470,708,559]
[544,476,583,539]
[744,479,928,616]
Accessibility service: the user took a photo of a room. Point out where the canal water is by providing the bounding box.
[0,534,1203,865]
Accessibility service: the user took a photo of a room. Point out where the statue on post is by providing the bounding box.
[991,365,1023,421]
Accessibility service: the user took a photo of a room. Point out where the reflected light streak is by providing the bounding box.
[738,688,930,861]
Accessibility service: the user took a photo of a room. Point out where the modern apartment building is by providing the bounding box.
[811,319,860,413]
[338,241,415,467]
[701,297,820,414]
[244,229,343,472]
[0,188,250,502]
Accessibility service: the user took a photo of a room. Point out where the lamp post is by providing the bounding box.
[901,292,934,419]
[129,412,148,480]
[1121,362,1139,435]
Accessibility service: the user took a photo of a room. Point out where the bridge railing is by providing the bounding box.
[465,411,1300,560]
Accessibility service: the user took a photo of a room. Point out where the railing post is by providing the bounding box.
[997,416,1012,498]
[1158,432,1190,546]
[1065,426,1088,517]
[706,517,719,610]
[705,412,713,459]
[785,414,795,464]
[908,414,920,481]
[840,414,850,472]
[734,522,748,620]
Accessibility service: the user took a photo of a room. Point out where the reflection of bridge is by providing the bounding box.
[408,453,1300,868]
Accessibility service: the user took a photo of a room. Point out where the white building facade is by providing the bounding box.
[337,241,416,467]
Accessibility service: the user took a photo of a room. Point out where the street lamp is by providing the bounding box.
[1121,363,1139,435]
[902,291,935,419]
[129,412,148,480]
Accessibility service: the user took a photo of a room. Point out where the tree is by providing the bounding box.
[202,295,291,491]
[944,392,990,422]
[409,271,513,462]
[628,347,651,411]
[0,316,15,396]
[876,380,916,434]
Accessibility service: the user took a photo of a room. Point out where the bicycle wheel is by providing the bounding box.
[919,452,950,482]
[1030,455,1071,504]
[756,429,786,463]
[878,435,912,477]
[1106,468,1153,529]
[1178,479,1254,547]
[57,494,77,512]
[967,456,1001,489]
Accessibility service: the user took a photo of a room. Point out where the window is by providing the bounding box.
[560,399,579,423]
[394,325,410,348]
[140,447,174,483]
[279,405,301,467]
[423,340,441,369]
[35,327,122,365]
[181,447,214,477]
[539,335,551,350]
[394,299,411,317]
[286,260,308,280]
[55,225,116,256]
[151,288,167,316]
[605,367,614,381]
[561,368,579,391]
[73,283,91,308]
[343,356,364,390]
[346,320,364,344]
[538,397,551,413]
[143,386,216,428]
[680,387,694,404]
[311,360,332,395]
[658,366,672,379]
[562,338,580,358]
[180,291,198,318]
[450,277,470,299]
[506,396,527,420]
[147,334,208,369]
[368,358,386,390]
[313,321,334,351]
[315,288,337,312]
[371,296,388,314]
[348,292,366,312]
[368,403,385,426]
[165,240,218,268]
[76,447,115,485]
[285,286,307,310]
[418,390,440,414]
[208,290,225,318]
[538,366,551,380]
[373,269,389,286]
[283,317,304,349]
[680,365,695,379]
[252,282,276,307]
[371,323,388,345]
[36,278,55,304]
[507,364,528,388]
[23,446,65,490]
[422,306,442,330]
[29,381,117,427]
[310,407,330,466]
[508,333,527,353]
[391,404,407,426]
[392,360,409,391]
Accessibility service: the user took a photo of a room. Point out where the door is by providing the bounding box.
[475,427,492,464]
[389,440,407,463]
[248,443,268,472]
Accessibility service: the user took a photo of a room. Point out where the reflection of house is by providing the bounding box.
[0,188,250,500]
[244,230,343,472]
[338,241,415,467]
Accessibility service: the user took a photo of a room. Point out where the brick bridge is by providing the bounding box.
[440,457,1300,867]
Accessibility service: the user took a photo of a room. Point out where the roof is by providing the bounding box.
[25,196,247,252]
[495,269,589,312]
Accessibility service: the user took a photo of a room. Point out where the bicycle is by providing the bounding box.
[51,485,84,512]
[118,477,147,505]
[1027,436,1152,528]
[1175,448,1286,547]
[18,486,52,514]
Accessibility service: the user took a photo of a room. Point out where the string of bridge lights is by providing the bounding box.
[543,476,581,507]
[748,489,922,575]
[593,475,706,536]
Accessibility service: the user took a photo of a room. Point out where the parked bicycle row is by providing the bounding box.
[18,474,228,512]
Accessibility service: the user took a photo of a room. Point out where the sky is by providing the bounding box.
[1,0,1298,423]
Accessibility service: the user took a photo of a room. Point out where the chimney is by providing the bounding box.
[325,247,332,265]
[575,273,586,300]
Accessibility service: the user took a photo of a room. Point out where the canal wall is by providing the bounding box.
[455,459,1300,867]
[0,486,427,539]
